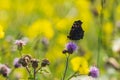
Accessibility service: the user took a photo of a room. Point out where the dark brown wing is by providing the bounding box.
[67,20,84,40]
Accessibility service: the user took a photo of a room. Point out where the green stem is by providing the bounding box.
[97,0,104,68]
[34,68,36,80]
[19,50,22,57]
[67,62,86,80]
[35,66,42,73]
[25,66,31,75]
[67,71,77,80]
[62,54,70,80]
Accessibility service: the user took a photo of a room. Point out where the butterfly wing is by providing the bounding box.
[67,20,84,40]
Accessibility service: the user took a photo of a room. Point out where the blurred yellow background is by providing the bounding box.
[0,0,120,80]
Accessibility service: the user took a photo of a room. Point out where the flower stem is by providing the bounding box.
[67,71,77,80]
[97,0,104,68]
[34,68,36,80]
[62,54,70,80]
[35,66,42,73]
[25,66,31,75]
[19,50,22,57]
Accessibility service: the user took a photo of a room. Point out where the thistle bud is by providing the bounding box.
[18,55,31,67]
[19,58,28,67]
[23,55,32,63]
[62,50,68,54]
[41,59,50,67]
[31,59,39,69]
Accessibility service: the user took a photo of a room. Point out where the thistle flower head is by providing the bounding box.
[89,66,99,78]
[66,42,77,54]
[0,64,11,77]
[13,58,21,68]
[15,40,26,51]
[15,40,26,46]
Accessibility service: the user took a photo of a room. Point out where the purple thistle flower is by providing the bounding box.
[15,40,26,46]
[15,40,26,51]
[0,64,11,77]
[66,42,77,54]
[89,66,99,78]
[13,58,21,68]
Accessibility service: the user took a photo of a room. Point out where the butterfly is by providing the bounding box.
[67,20,84,40]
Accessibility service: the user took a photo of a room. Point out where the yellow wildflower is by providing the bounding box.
[27,19,54,39]
[0,25,4,39]
[71,56,89,75]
